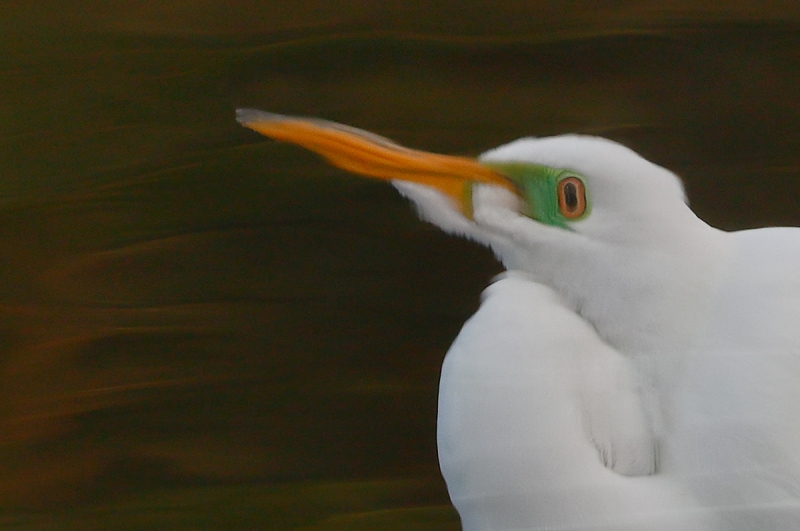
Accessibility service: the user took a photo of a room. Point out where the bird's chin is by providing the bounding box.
[471,185,552,242]
[472,184,524,215]
[391,180,478,238]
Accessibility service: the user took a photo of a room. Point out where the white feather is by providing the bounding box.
[438,274,714,530]
[393,134,800,529]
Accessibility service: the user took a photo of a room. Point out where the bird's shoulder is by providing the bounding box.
[717,226,800,325]
[731,225,800,254]
[445,271,660,481]
[470,271,592,344]
[480,271,563,308]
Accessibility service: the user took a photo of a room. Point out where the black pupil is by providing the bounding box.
[563,182,578,210]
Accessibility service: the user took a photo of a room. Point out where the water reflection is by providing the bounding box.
[2,3,800,528]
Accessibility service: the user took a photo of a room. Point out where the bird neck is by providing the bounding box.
[514,221,731,356]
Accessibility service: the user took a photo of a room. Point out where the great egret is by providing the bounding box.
[236,109,800,530]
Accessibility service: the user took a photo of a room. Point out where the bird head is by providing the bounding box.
[236,109,726,388]
[235,110,697,272]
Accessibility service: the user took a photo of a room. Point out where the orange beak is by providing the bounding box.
[236,109,516,217]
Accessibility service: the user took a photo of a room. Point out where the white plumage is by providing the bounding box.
[438,275,716,530]
[236,110,800,530]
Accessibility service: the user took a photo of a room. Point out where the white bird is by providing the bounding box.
[236,109,800,530]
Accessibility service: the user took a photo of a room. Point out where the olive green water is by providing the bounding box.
[2,3,800,529]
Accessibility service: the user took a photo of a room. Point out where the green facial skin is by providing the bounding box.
[480,162,590,229]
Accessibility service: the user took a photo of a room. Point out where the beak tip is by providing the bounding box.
[236,108,286,127]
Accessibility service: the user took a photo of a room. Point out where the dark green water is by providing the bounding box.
[2,3,800,529]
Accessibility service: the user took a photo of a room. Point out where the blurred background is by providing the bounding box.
[2,2,800,529]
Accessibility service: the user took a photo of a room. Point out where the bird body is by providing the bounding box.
[663,227,800,526]
[438,256,800,530]
[236,109,800,529]
[438,274,715,530]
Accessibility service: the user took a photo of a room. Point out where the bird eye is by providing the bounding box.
[557,176,586,219]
